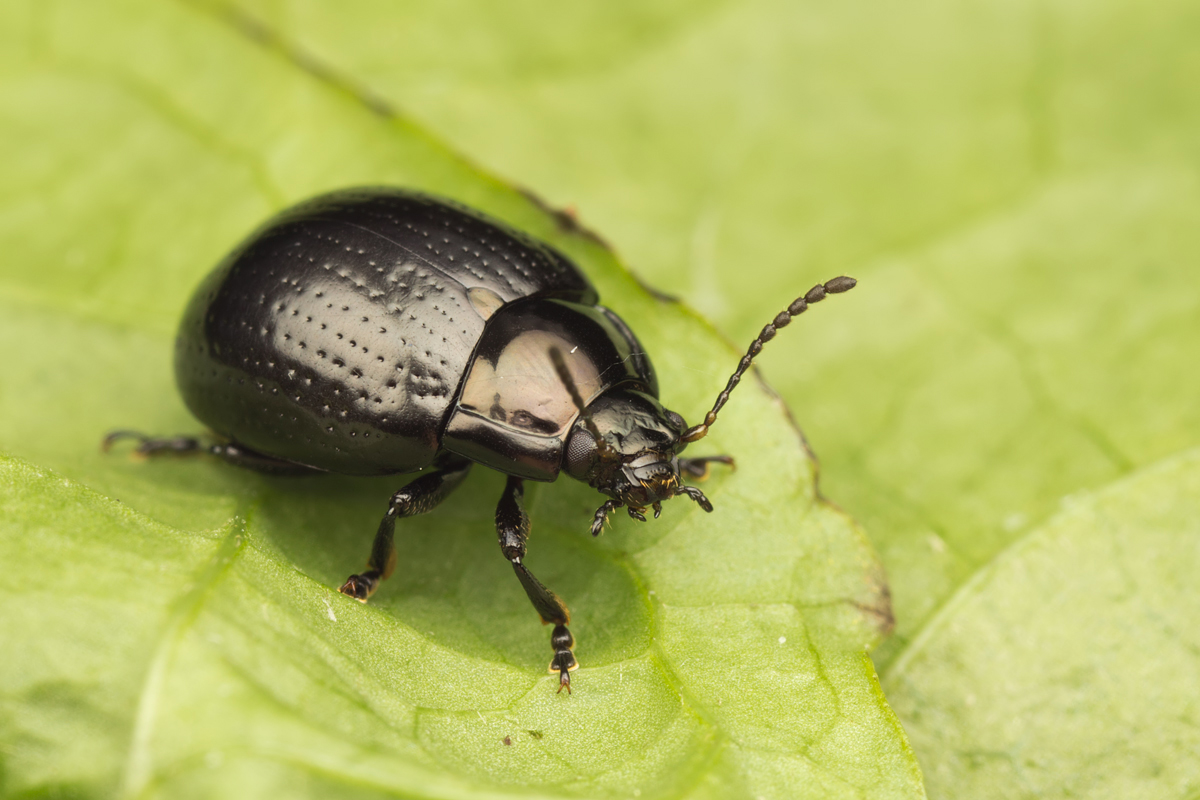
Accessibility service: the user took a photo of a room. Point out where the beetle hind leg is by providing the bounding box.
[103,430,316,475]
[496,476,578,693]
[340,455,471,601]
[102,430,203,457]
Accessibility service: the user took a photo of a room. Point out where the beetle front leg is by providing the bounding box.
[590,499,622,536]
[339,456,472,601]
[496,476,578,693]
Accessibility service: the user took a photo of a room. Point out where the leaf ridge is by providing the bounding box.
[121,506,254,799]
[884,447,1200,681]
[95,64,287,209]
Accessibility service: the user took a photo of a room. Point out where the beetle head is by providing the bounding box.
[555,274,859,536]
[562,388,711,529]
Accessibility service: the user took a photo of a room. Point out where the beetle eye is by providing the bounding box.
[564,425,600,479]
[666,410,687,433]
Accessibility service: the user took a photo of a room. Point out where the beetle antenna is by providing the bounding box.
[682,276,856,443]
[550,346,616,459]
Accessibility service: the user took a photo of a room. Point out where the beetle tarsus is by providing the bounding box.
[679,455,735,480]
[101,429,147,452]
[338,572,379,601]
[679,486,714,513]
[550,624,578,694]
[591,499,621,536]
[628,507,647,522]
[102,430,202,456]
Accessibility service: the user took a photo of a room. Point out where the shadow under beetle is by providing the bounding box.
[104,188,855,692]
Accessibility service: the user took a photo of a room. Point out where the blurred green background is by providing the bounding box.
[4,0,1200,798]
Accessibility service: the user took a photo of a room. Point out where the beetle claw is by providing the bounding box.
[338,573,377,601]
[652,502,663,519]
[101,430,148,453]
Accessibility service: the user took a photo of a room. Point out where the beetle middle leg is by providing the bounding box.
[496,476,578,693]
[339,455,472,601]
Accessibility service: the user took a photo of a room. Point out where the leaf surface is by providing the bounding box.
[884,451,1200,797]
[222,1,1200,795]
[0,1,919,798]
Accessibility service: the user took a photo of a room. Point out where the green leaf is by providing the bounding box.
[0,1,919,798]
[883,450,1200,797]
[230,0,1200,795]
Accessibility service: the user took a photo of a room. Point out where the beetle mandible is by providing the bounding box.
[105,188,855,692]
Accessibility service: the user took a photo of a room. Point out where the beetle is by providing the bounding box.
[104,187,855,692]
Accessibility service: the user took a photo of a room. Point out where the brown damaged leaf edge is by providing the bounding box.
[517,187,617,253]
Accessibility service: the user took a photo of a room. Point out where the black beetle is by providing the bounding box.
[105,188,855,692]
